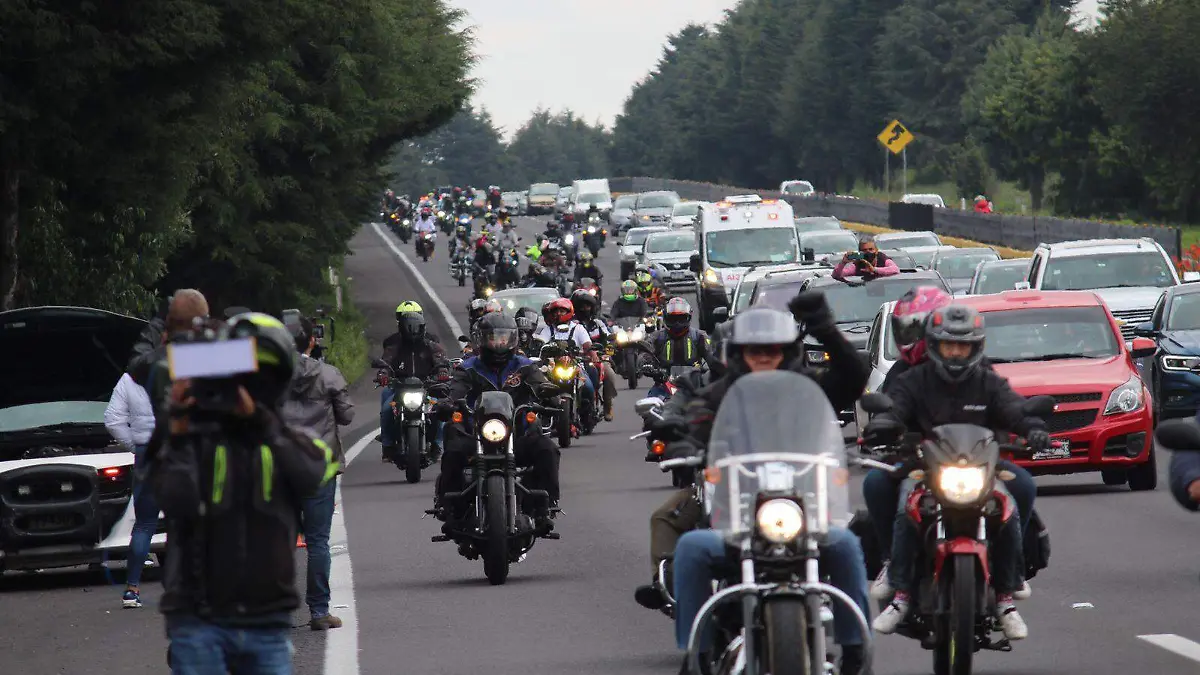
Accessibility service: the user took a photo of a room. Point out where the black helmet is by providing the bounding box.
[226,312,297,407]
[498,207,510,220]
[925,305,986,383]
[570,289,599,319]
[478,313,519,367]
[397,309,426,342]
[727,307,801,371]
[663,297,693,338]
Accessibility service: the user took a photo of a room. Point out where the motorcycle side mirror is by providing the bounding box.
[1155,418,1200,451]
[371,358,389,369]
[860,392,894,414]
[635,397,665,416]
[712,307,729,323]
[1022,395,1055,418]
[689,253,701,273]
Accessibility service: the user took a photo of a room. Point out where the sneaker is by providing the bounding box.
[1013,580,1032,601]
[869,563,893,601]
[122,589,142,609]
[296,535,306,548]
[634,583,667,610]
[310,614,343,631]
[995,597,1027,640]
[873,593,910,634]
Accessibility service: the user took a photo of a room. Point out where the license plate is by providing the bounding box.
[1032,439,1071,461]
[670,270,689,279]
[27,514,75,531]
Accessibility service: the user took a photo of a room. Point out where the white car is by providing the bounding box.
[779,180,815,197]
[901,193,947,208]
[0,306,166,572]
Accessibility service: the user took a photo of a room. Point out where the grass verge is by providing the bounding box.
[299,261,369,385]
[842,221,1033,259]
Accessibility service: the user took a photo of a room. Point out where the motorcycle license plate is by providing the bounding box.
[1032,439,1070,461]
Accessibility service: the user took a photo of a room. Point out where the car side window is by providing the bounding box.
[867,310,883,362]
[1028,253,1043,285]
[1152,293,1167,329]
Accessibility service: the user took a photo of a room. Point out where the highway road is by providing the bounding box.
[3,215,1199,675]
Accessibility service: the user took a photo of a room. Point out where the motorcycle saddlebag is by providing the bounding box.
[1023,508,1050,580]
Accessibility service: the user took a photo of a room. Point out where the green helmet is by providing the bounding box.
[621,280,638,301]
[226,312,297,406]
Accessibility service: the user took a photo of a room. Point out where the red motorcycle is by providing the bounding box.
[415,231,436,262]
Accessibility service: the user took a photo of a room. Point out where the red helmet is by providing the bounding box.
[542,297,574,325]
[421,206,432,217]
[562,212,575,224]
[891,286,953,365]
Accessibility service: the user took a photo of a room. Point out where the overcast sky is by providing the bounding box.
[449,0,1102,139]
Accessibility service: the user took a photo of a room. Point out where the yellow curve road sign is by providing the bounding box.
[877,120,914,155]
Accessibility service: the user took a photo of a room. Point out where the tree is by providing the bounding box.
[507,109,610,184]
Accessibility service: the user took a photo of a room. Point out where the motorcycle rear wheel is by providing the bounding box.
[934,555,977,675]
[482,474,510,585]
[403,426,422,484]
[763,597,810,675]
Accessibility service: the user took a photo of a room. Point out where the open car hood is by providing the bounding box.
[0,306,147,409]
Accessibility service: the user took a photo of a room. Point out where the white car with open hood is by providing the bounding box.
[0,306,165,572]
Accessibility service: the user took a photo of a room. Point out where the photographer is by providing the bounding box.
[832,234,899,280]
[282,317,355,631]
[146,313,336,673]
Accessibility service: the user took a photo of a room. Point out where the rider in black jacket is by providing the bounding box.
[865,304,1047,642]
[611,280,650,319]
[380,303,448,461]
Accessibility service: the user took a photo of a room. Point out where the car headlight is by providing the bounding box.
[756,499,805,544]
[937,466,987,505]
[564,234,575,244]
[401,391,424,411]
[481,419,509,442]
[1104,374,1144,415]
[806,350,829,364]
[702,268,721,288]
[1160,355,1200,372]
[641,215,651,221]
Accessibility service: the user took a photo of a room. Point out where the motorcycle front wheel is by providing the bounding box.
[403,426,422,483]
[458,274,465,287]
[763,596,810,675]
[557,407,572,448]
[934,555,977,675]
[483,474,510,585]
[625,351,639,389]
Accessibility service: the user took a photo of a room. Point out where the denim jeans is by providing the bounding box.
[673,528,869,651]
[648,382,670,400]
[379,389,396,446]
[887,479,1024,595]
[126,444,158,587]
[862,459,1036,560]
[301,479,336,619]
[166,615,293,675]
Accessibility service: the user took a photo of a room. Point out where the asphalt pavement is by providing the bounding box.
[3,215,1200,675]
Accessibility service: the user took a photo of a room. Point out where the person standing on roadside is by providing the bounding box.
[282,317,355,630]
[120,288,210,609]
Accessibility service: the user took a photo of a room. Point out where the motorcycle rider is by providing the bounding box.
[570,289,618,422]
[433,313,561,529]
[543,219,563,243]
[634,266,667,308]
[535,298,598,416]
[522,262,556,289]
[611,280,651,319]
[450,225,473,259]
[379,302,448,463]
[487,185,503,210]
[862,287,1039,604]
[497,206,514,228]
[642,297,712,400]
[864,304,1049,641]
[573,251,603,286]
[414,207,438,240]
[666,299,871,675]
[494,218,520,251]
[473,238,497,294]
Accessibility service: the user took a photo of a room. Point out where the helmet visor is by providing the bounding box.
[482,327,518,351]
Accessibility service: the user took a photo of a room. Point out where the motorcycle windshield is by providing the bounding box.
[706,371,850,543]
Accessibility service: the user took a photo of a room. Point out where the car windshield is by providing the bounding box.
[983,306,1120,362]
[625,229,662,246]
[783,182,813,194]
[706,228,798,267]
[0,402,109,434]
[1042,252,1175,290]
[1167,294,1200,330]
[754,281,809,311]
[557,188,572,198]
[578,194,607,205]
[800,232,859,255]
[614,195,637,209]
[883,250,916,268]
[973,262,1030,294]
[637,193,678,209]
[879,233,940,249]
[673,202,701,216]
[794,217,841,232]
[645,233,694,253]
[906,249,941,268]
[494,290,559,315]
[935,250,1000,279]
[821,277,942,324]
[530,184,558,196]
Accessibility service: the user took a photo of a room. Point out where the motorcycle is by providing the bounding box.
[855,392,1056,675]
[561,231,579,261]
[495,248,521,291]
[397,217,413,243]
[415,231,436,262]
[683,371,875,675]
[537,338,587,448]
[583,214,606,255]
[631,396,700,489]
[372,360,446,483]
[612,317,649,388]
[575,276,601,304]
[473,263,495,300]
[437,209,454,234]
[429,392,562,585]
[456,212,474,235]
[450,249,470,287]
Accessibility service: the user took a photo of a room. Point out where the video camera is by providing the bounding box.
[166,318,261,423]
[282,308,336,362]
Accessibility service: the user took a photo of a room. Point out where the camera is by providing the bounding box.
[282,308,335,361]
[167,319,260,419]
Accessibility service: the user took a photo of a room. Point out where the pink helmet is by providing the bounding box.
[891,286,953,365]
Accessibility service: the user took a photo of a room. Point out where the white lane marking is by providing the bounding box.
[367,221,465,337]
[1137,634,1200,663]
[325,222,469,675]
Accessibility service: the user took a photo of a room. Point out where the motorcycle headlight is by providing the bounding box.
[437,211,445,218]
[481,419,509,442]
[1104,374,1144,415]
[756,499,805,544]
[484,287,494,297]
[564,234,575,244]
[402,219,411,226]
[401,391,424,411]
[615,329,629,344]
[632,325,646,341]
[937,466,987,505]
[587,226,596,234]
[553,364,576,380]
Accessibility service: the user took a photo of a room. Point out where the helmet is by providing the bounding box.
[621,280,639,301]
[726,307,801,370]
[469,298,490,324]
[579,252,594,266]
[478,313,519,367]
[925,305,986,383]
[543,297,574,326]
[453,186,463,195]
[421,206,432,217]
[547,220,560,231]
[562,212,575,224]
[395,301,425,341]
[225,313,297,406]
[570,289,598,319]
[635,267,653,290]
[456,225,467,237]
[664,297,692,337]
[891,286,953,365]
[385,188,394,197]
[499,207,510,219]
[483,298,502,315]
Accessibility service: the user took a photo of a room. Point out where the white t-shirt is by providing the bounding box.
[535,322,591,349]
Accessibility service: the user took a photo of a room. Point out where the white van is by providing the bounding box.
[690,195,799,330]
[571,178,613,219]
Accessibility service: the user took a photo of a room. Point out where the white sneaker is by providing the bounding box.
[1013,580,1032,601]
[996,601,1028,640]
[869,564,893,601]
[872,596,910,634]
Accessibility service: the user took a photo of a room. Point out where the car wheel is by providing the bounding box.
[1101,469,1127,486]
[1127,446,1158,491]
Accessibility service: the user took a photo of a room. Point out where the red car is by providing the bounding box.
[957,290,1159,490]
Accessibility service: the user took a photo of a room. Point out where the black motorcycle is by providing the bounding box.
[450,249,470,287]
[612,316,652,388]
[472,263,495,300]
[373,361,445,483]
[431,392,561,585]
[537,338,587,448]
[495,248,521,291]
[583,213,606,255]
